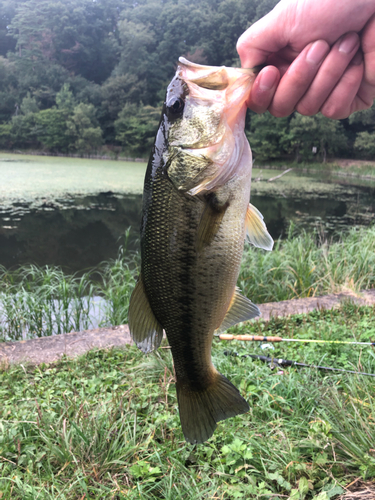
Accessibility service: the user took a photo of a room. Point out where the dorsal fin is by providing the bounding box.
[245,203,274,251]
[216,287,260,334]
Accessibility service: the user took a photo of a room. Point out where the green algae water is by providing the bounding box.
[0,153,374,273]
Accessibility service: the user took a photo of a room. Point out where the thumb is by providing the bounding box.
[237,9,289,68]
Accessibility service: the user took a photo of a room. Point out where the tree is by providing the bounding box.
[66,103,103,154]
[0,0,18,56]
[0,56,19,123]
[34,108,69,151]
[113,0,260,104]
[99,75,146,142]
[20,92,39,114]
[0,123,13,148]
[288,114,347,163]
[8,0,123,83]
[247,112,290,161]
[353,131,375,158]
[56,83,76,112]
[114,103,160,156]
[349,107,375,127]
[1,0,368,159]
[10,112,38,148]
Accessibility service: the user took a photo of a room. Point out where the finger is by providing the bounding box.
[246,66,280,114]
[362,12,375,80]
[355,77,375,112]
[237,9,289,68]
[320,54,364,119]
[356,12,375,109]
[268,40,330,117]
[296,32,360,116]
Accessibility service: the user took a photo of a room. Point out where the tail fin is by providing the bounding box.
[176,372,249,444]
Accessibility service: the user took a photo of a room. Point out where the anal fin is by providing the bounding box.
[128,274,163,354]
[245,203,274,251]
[216,287,260,334]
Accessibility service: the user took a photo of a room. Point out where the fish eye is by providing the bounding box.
[167,97,184,115]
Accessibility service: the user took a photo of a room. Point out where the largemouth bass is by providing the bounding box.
[128,57,273,444]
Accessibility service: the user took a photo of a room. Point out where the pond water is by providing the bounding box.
[1,153,374,273]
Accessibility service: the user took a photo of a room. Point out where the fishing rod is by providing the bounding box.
[224,351,375,377]
[219,333,375,347]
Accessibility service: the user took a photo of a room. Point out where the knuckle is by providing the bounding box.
[271,108,290,118]
[320,103,347,120]
[296,101,317,116]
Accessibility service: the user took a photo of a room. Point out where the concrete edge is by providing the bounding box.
[1,290,374,367]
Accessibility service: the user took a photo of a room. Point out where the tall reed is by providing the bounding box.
[0,229,139,341]
[1,225,374,341]
[0,265,95,340]
[96,229,139,327]
[238,224,375,303]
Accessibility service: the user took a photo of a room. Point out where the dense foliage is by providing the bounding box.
[0,0,374,159]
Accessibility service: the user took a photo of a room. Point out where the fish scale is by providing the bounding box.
[128,57,273,443]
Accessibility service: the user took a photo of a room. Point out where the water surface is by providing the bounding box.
[1,154,374,272]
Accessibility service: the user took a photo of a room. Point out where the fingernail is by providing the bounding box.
[306,40,329,65]
[339,32,359,54]
[258,70,278,91]
[351,50,363,66]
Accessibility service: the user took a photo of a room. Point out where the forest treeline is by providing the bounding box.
[0,0,375,161]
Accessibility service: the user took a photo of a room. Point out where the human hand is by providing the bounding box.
[237,0,375,119]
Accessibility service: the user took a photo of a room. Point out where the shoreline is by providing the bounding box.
[0,149,146,163]
[254,163,375,180]
[2,150,375,180]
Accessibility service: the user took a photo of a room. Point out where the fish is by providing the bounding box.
[128,57,273,444]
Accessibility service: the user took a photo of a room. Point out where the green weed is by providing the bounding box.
[0,303,374,498]
[1,225,375,341]
[239,224,375,304]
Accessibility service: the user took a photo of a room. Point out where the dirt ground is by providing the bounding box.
[339,479,375,500]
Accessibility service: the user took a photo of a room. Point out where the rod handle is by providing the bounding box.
[219,334,283,342]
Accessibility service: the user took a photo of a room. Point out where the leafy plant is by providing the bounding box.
[1,303,374,498]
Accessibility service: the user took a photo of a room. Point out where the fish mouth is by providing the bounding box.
[178,57,260,89]
[176,57,256,133]
[165,57,256,182]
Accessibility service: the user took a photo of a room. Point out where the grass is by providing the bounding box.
[239,224,375,304]
[0,229,138,341]
[254,159,375,179]
[1,224,375,342]
[0,302,375,499]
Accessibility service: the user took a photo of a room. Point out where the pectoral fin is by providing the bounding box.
[245,203,274,251]
[216,287,260,334]
[196,193,229,252]
[128,274,163,354]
